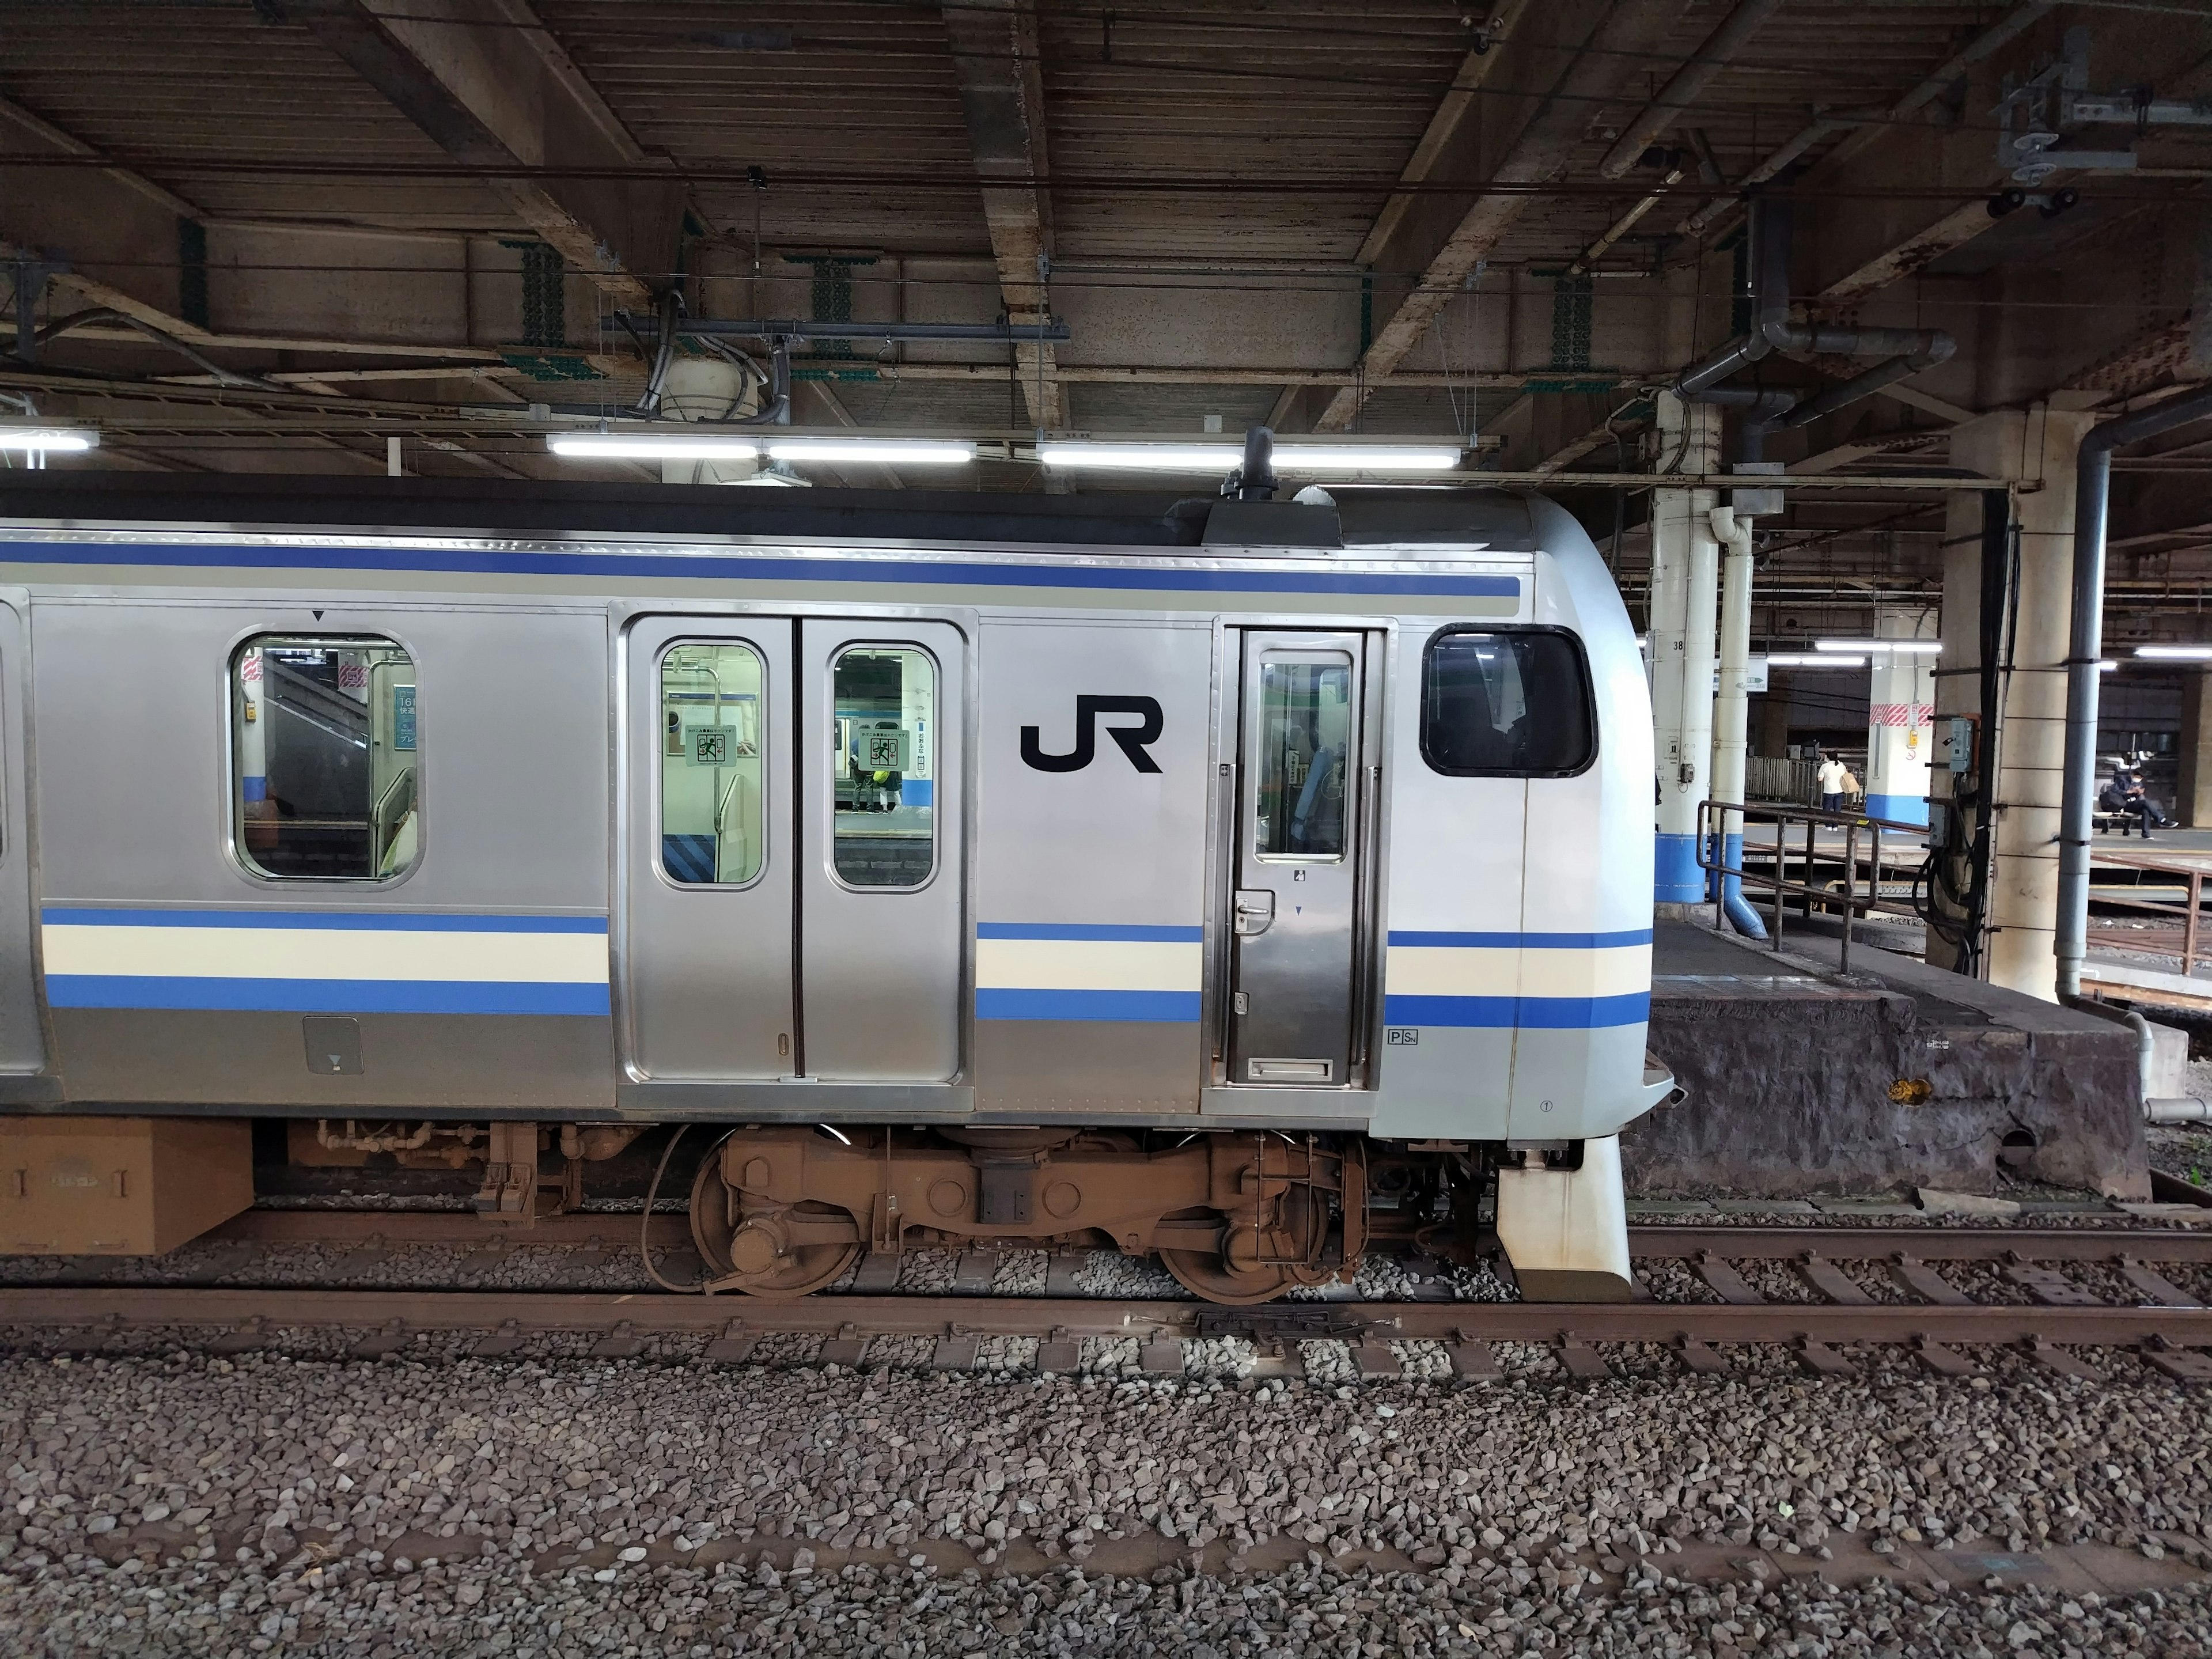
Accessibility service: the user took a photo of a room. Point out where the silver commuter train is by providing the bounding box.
[0,474,1671,1302]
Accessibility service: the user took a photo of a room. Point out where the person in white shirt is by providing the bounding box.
[1817,752,1847,813]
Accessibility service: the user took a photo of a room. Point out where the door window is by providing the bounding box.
[232,635,418,881]
[831,645,936,888]
[1253,657,1351,859]
[658,642,767,885]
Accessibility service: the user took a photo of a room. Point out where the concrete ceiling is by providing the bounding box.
[0,1,2208,638]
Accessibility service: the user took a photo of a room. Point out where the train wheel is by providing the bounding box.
[1157,1188,1328,1305]
[688,1160,860,1299]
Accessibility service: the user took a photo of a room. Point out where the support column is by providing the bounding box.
[1649,392,1722,908]
[1925,469,2006,975]
[2179,672,2212,828]
[1950,404,2096,1001]
[1864,605,1938,825]
[1710,503,1766,937]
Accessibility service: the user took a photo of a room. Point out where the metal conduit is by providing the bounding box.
[2054,382,2212,1001]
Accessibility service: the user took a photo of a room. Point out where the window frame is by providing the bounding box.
[227,630,424,887]
[652,636,772,893]
[826,639,941,894]
[1417,623,1599,780]
[1249,650,1357,866]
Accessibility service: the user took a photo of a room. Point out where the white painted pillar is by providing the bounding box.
[1946,404,2097,1001]
[1649,392,1722,906]
[1864,605,1938,825]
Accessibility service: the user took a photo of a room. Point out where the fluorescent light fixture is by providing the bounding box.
[1764,653,1866,668]
[2101,660,2119,672]
[548,433,762,460]
[0,427,96,453]
[1037,441,1460,473]
[2135,644,2212,661]
[766,440,974,465]
[1814,638,1941,655]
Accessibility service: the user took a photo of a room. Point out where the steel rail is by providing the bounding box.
[6,1288,2212,1353]
[194,1211,2212,1263]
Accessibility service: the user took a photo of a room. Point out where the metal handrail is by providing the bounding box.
[2086,849,2212,976]
[1695,798,1927,975]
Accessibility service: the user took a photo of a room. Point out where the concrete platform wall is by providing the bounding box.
[1626,922,2150,1199]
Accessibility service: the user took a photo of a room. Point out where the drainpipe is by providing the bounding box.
[2053,382,2212,1001]
[1709,503,1767,939]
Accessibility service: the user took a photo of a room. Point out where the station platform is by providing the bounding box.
[1626,916,2149,1201]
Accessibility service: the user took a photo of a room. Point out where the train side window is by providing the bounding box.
[658,642,767,886]
[1421,627,1596,777]
[232,635,419,881]
[831,645,935,888]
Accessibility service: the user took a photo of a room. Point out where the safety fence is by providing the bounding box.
[1696,799,1927,976]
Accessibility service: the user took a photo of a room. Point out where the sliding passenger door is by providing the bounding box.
[800,619,965,1082]
[0,592,43,1078]
[622,619,795,1081]
[1226,629,1378,1088]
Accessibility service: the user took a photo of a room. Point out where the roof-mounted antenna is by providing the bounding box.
[1224,425,1278,501]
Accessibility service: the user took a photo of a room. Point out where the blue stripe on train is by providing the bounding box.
[975,988,1202,1022]
[46,975,612,1016]
[40,907,608,933]
[976,922,1205,943]
[0,540,1523,599]
[1382,992,1650,1029]
[1385,929,1653,949]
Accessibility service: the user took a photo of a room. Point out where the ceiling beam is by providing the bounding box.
[1313,2,1689,432]
[1352,0,1533,270]
[1594,0,1784,181]
[280,0,676,309]
[941,0,1064,429]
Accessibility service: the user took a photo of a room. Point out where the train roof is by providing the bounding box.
[0,474,1541,555]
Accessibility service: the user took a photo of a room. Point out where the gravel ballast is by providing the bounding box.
[4,1342,2212,1654]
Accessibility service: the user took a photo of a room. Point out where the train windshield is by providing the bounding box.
[832,645,936,888]
[232,634,418,881]
[1421,628,1595,777]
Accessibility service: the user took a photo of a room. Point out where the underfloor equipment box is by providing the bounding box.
[1,1117,255,1255]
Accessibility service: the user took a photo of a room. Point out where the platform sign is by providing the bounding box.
[391,683,417,751]
[689,724,736,767]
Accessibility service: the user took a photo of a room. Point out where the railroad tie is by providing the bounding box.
[819,1324,870,1369]
[2002,1262,2108,1307]
[2024,1336,2103,1381]
[1911,1336,1978,1377]
[347,1318,410,1359]
[1137,1338,1185,1376]
[1447,1334,1501,1380]
[1035,1328,1081,1375]
[850,1252,903,1294]
[931,1327,982,1372]
[2118,1257,2204,1309]
[1795,1338,1855,1378]
[1889,1255,1972,1305]
[1044,1252,1086,1298]
[590,1320,646,1360]
[2141,1337,2212,1383]
[1354,1340,1403,1380]
[952,1250,998,1294]
[1674,1338,1728,1376]
[703,1320,756,1365]
[1694,1252,1765,1305]
[471,1318,527,1358]
[207,1318,265,1354]
[1797,1254,1873,1306]
[1556,1338,1611,1380]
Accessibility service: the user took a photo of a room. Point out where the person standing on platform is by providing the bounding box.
[1817,751,1847,813]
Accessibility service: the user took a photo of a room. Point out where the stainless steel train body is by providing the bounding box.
[0,479,1668,1298]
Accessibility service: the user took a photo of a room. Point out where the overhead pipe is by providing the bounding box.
[2054,382,2212,1000]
